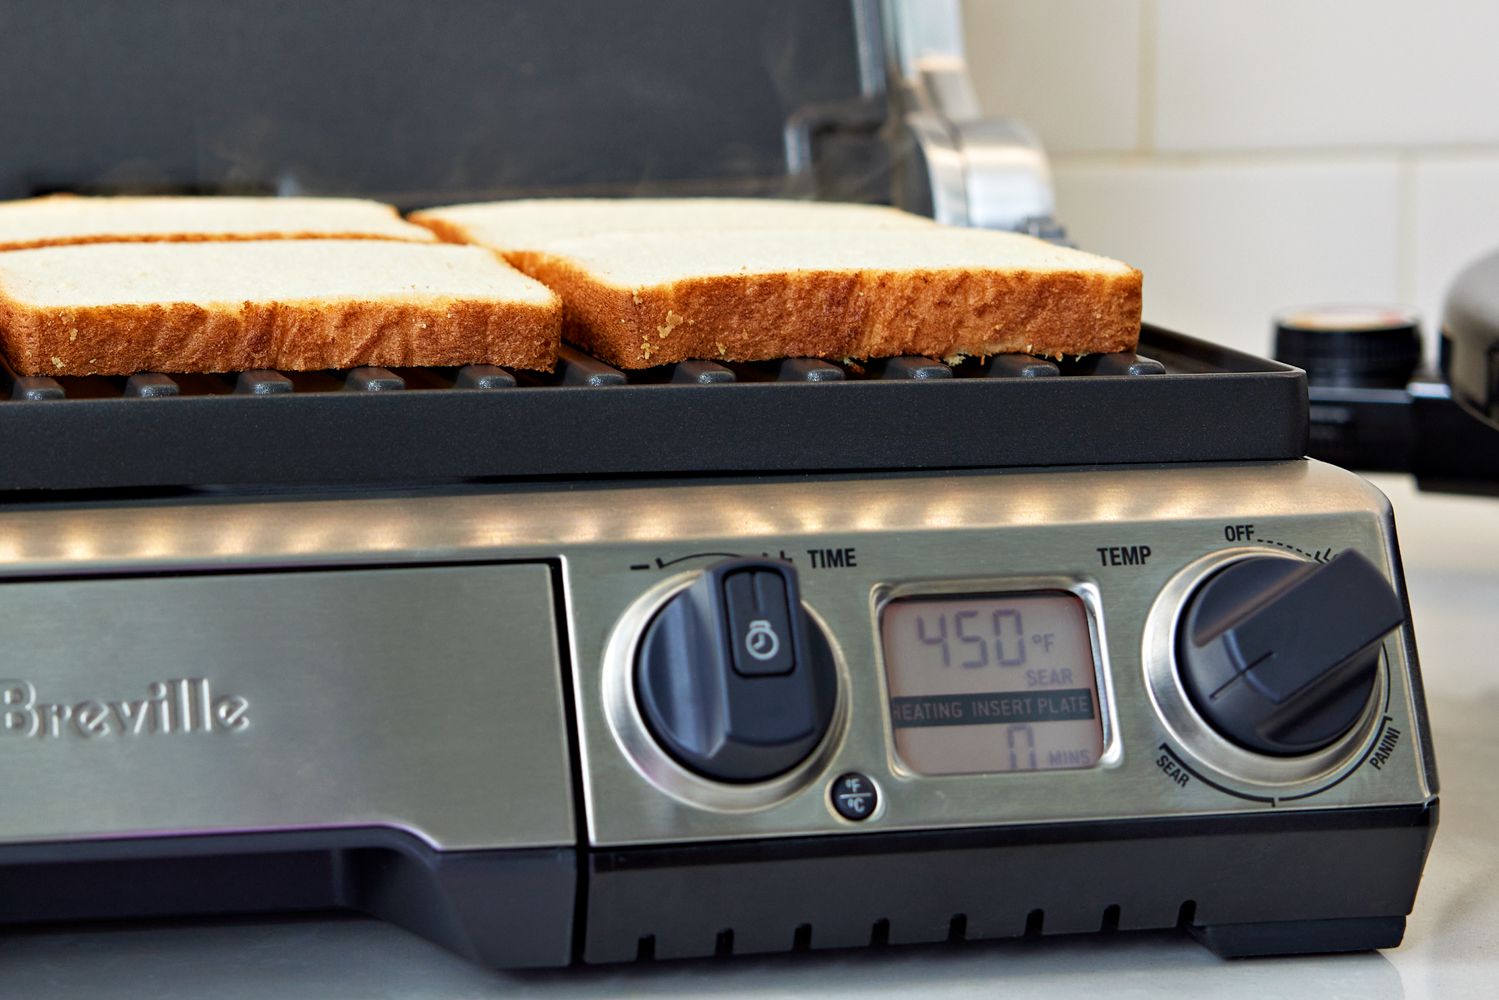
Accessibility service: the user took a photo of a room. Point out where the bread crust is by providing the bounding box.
[517,255,1143,368]
[0,231,436,253]
[0,296,559,376]
[413,217,473,247]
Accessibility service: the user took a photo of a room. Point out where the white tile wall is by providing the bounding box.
[1412,155,1499,339]
[1053,160,1401,355]
[1153,0,1499,151]
[961,0,1499,359]
[962,0,1140,153]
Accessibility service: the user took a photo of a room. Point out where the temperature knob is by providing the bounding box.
[1175,551,1404,756]
[635,558,838,783]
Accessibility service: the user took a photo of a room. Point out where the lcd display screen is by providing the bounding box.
[881,592,1105,775]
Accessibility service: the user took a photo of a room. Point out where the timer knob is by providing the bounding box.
[635,558,838,783]
[1175,551,1404,756]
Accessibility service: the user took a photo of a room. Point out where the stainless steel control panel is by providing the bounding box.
[570,461,1431,847]
[0,460,1433,855]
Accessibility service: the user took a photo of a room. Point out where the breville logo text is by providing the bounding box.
[1,679,250,740]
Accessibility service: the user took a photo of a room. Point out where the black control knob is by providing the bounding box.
[1176,551,1404,756]
[635,558,838,783]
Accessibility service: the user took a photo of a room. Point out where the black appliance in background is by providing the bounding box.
[1276,248,1499,495]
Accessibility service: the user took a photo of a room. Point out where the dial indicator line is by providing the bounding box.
[1206,649,1278,702]
[1254,537,1336,563]
[654,552,743,569]
[1156,744,1277,804]
[1278,714,1396,802]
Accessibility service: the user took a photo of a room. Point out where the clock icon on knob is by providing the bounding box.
[745,619,781,661]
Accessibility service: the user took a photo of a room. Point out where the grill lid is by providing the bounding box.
[0,0,881,206]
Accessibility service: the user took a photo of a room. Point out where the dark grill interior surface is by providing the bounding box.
[0,0,873,204]
[0,326,1307,493]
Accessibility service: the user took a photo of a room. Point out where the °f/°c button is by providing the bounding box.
[830,772,878,821]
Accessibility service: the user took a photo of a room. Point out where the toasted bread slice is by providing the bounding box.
[411,197,934,269]
[511,226,1142,368]
[0,195,438,252]
[0,240,559,376]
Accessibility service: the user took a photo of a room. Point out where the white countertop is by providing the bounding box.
[1,474,1495,999]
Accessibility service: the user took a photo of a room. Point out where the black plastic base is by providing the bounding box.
[0,829,575,969]
[1189,915,1407,958]
[583,803,1436,963]
[0,803,1435,968]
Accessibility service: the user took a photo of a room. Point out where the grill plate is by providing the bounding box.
[0,326,1305,492]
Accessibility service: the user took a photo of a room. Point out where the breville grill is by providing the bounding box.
[0,0,1436,971]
